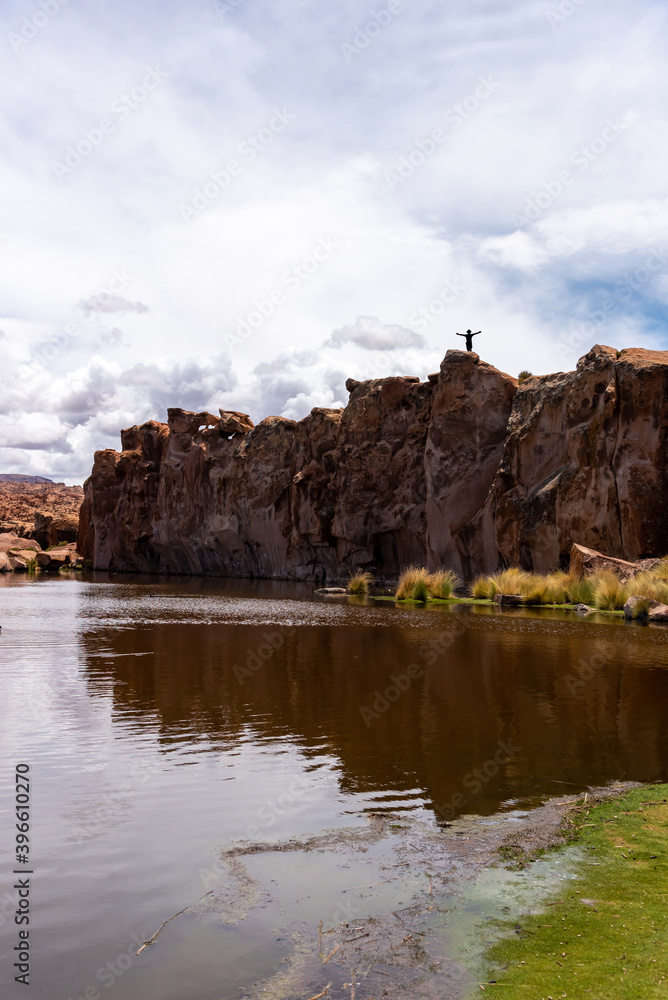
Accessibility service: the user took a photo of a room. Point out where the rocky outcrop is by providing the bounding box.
[79,346,668,581]
[425,351,518,578]
[0,481,84,539]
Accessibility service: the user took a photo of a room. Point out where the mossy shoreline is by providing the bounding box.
[368,593,626,616]
[479,783,668,997]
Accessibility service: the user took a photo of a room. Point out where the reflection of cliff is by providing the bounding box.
[79,345,668,581]
[81,607,668,816]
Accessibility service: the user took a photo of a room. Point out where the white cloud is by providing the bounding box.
[325,315,425,350]
[78,294,149,316]
[0,0,666,480]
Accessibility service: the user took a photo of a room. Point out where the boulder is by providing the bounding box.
[8,550,40,571]
[39,544,81,571]
[218,410,255,437]
[573,603,596,615]
[570,543,639,581]
[623,596,661,621]
[649,603,668,624]
[315,587,347,595]
[0,533,41,553]
[494,593,524,605]
[0,552,12,572]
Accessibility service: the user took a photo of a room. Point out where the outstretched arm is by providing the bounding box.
[455,332,465,337]
[471,330,482,337]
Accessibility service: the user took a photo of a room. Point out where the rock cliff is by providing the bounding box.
[79,346,668,580]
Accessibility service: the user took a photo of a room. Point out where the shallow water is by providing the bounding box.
[1,574,667,998]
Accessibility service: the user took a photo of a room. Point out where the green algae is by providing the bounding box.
[481,784,668,997]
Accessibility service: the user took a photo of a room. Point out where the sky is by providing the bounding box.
[1,0,667,483]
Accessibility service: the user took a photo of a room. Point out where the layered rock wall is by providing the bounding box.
[79,346,668,580]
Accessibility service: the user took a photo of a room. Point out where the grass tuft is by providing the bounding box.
[565,574,596,605]
[626,571,668,605]
[470,575,495,599]
[591,570,628,610]
[428,568,461,599]
[652,557,668,581]
[396,566,432,601]
[489,567,532,596]
[347,571,373,596]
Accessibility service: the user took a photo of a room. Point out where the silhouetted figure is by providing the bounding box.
[456,329,481,352]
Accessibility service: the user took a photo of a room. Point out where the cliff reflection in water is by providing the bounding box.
[77,584,668,819]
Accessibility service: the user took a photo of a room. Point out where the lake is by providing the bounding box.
[1,575,668,999]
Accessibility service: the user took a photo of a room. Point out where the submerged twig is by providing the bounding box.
[306,985,332,1000]
[136,888,216,953]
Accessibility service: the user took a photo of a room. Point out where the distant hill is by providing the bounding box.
[0,474,55,483]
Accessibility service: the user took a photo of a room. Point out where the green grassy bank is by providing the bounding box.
[482,784,668,997]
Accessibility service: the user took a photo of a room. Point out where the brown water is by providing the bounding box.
[1,574,668,999]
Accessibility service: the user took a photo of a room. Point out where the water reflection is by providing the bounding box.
[76,579,668,818]
[2,575,668,1000]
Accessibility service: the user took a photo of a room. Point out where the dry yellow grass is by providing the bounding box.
[347,571,373,595]
[428,568,461,599]
[395,566,431,601]
[591,570,628,610]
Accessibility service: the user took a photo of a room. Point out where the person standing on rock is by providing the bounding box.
[456,329,481,352]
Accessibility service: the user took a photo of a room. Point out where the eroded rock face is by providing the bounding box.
[79,346,668,580]
[478,346,668,572]
[425,350,518,579]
